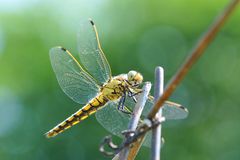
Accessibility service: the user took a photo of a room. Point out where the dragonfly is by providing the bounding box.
[45,19,188,143]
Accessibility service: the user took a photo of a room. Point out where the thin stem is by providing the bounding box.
[151,67,164,160]
[119,82,152,160]
[148,0,240,119]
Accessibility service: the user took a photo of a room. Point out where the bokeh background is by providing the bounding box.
[0,0,240,159]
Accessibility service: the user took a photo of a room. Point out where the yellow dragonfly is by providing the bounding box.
[46,19,188,141]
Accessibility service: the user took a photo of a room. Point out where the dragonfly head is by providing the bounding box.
[127,70,143,87]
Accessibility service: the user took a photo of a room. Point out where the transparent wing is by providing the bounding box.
[95,101,160,148]
[50,46,100,104]
[125,96,189,120]
[77,19,111,85]
[96,101,129,138]
[95,96,188,148]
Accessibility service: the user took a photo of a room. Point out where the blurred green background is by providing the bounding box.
[0,0,240,159]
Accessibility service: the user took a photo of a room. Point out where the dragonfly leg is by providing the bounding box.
[121,93,126,109]
[129,90,142,97]
[119,108,132,115]
[121,96,133,114]
[117,94,132,115]
[132,96,137,103]
[117,96,125,111]
[128,91,141,103]
[118,93,128,111]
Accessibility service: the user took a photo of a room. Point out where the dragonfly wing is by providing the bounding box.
[96,96,188,148]
[142,135,165,148]
[125,96,189,120]
[50,47,100,104]
[95,101,130,138]
[124,96,188,147]
[162,101,189,120]
[95,100,161,148]
[77,19,111,85]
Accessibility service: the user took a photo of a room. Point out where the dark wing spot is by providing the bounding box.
[89,19,94,26]
[60,47,67,51]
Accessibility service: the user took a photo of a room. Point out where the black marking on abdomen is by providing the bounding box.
[95,98,102,105]
[89,103,95,107]
[73,114,80,120]
[46,95,109,138]
[65,120,72,126]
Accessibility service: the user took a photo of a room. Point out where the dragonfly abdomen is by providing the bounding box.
[46,94,108,138]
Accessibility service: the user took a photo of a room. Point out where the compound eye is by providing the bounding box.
[127,70,137,81]
[134,73,143,84]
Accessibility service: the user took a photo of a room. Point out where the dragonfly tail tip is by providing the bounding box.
[45,131,55,138]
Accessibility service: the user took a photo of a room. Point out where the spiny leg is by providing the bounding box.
[117,96,125,110]
[128,90,142,103]
[117,94,131,114]
[128,89,142,97]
